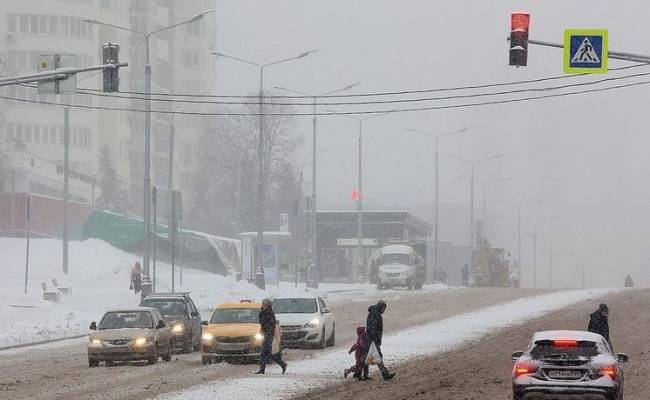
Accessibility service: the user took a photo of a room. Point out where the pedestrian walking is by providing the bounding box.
[461,264,470,287]
[130,262,142,294]
[254,298,287,375]
[360,300,395,380]
[588,303,611,346]
[344,326,369,380]
[624,274,635,288]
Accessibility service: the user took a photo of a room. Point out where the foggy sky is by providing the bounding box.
[211,0,650,287]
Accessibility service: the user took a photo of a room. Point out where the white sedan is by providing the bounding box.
[272,296,335,349]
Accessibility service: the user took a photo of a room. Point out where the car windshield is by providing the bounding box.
[380,254,410,265]
[141,298,187,317]
[99,311,153,330]
[210,308,259,323]
[273,298,318,314]
[530,340,601,360]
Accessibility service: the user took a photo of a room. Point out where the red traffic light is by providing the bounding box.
[511,12,530,32]
[509,12,530,67]
[351,189,361,202]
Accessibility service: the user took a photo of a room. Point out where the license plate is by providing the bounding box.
[547,370,583,379]
[217,342,248,351]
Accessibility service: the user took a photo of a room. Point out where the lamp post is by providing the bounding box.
[497,198,545,287]
[212,50,316,289]
[327,111,390,282]
[444,153,503,250]
[274,83,360,285]
[85,9,215,280]
[405,127,470,281]
[532,216,557,289]
[482,177,511,239]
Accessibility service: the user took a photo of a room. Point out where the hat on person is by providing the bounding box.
[599,303,609,312]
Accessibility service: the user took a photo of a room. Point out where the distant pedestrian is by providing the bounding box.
[461,264,470,287]
[344,326,369,380]
[130,262,142,294]
[254,298,287,375]
[624,274,635,288]
[360,300,395,380]
[588,303,611,345]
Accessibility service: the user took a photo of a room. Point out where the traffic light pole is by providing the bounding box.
[0,63,127,87]
[514,38,650,64]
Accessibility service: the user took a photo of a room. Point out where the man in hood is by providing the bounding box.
[588,303,611,345]
[364,300,395,380]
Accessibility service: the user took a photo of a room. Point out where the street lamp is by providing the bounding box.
[85,10,216,281]
[404,126,470,281]
[532,216,557,289]
[444,153,503,251]
[274,83,360,286]
[212,50,316,289]
[326,111,390,282]
[482,177,511,238]
[497,198,545,287]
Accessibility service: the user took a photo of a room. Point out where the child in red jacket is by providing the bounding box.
[344,326,369,380]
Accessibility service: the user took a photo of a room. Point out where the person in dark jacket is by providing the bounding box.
[254,298,287,374]
[588,303,610,345]
[362,300,395,380]
[344,326,369,380]
[624,274,635,288]
[461,264,470,287]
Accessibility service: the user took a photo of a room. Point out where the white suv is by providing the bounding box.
[273,296,335,349]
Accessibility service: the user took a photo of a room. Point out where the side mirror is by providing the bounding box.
[191,311,200,318]
[156,320,166,329]
[322,308,331,314]
[202,320,208,326]
[511,351,524,360]
[89,322,97,330]
[617,353,629,363]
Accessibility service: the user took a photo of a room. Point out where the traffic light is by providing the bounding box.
[351,189,361,202]
[509,12,530,67]
[102,43,120,92]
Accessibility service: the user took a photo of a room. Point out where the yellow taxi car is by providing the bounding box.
[201,300,281,364]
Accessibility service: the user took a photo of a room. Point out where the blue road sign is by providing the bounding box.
[564,29,608,74]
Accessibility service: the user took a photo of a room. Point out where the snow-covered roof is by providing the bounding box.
[532,330,604,342]
[104,306,159,314]
[380,244,413,255]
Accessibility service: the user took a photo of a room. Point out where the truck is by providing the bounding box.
[376,243,426,290]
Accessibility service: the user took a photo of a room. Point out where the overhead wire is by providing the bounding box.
[4,77,650,117]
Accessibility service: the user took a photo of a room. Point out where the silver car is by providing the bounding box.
[512,330,628,400]
[88,307,172,367]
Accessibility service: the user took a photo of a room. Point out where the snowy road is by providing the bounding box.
[0,287,548,400]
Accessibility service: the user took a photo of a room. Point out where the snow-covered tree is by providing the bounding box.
[96,145,129,213]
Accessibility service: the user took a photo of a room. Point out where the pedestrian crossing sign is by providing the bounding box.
[564,29,608,74]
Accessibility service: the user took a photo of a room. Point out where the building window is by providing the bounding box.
[50,127,57,144]
[43,128,49,143]
[49,16,58,34]
[19,14,28,33]
[25,125,32,142]
[16,125,23,142]
[7,14,17,33]
[34,126,40,143]
[30,15,38,33]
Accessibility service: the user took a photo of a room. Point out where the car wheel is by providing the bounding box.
[319,327,326,349]
[162,343,172,362]
[327,324,336,347]
[182,336,192,354]
[193,335,201,352]
[88,358,99,368]
[105,360,114,367]
[201,355,211,365]
[147,345,159,365]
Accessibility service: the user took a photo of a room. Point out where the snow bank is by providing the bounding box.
[0,238,448,348]
[155,288,620,400]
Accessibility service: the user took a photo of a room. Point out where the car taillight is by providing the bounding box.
[514,361,538,377]
[602,365,617,379]
[553,339,577,347]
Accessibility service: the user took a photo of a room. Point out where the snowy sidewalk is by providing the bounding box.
[155,288,619,400]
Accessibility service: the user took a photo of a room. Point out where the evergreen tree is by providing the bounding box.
[96,145,128,213]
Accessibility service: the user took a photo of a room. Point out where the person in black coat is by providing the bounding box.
[362,300,395,380]
[254,298,287,374]
[588,303,610,345]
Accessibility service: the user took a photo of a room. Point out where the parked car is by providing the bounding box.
[140,292,202,353]
[87,307,172,367]
[273,296,335,349]
[200,300,281,364]
[512,330,628,400]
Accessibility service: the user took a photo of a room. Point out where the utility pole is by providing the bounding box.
[168,126,175,294]
[152,186,157,291]
[533,232,537,288]
[171,191,176,293]
[24,195,31,294]
[63,107,69,275]
[294,200,300,288]
[356,121,363,282]
[549,243,553,288]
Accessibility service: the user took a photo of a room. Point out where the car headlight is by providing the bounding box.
[172,324,185,333]
[254,333,264,342]
[304,318,320,328]
[202,332,214,342]
[134,337,148,346]
[89,338,102,347]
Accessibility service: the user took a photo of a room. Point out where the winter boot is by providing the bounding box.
[378,362,395,380]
